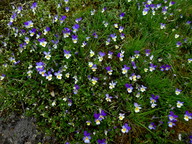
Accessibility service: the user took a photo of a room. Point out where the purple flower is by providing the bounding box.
[31,2,37,10]
[120,33,125,39]
[83,131,91,143]
[145,49,151,56]
[176,41,182,47]
[29,28,36,36]
[168,120,176,127]
[60,15,67,23]
[168,111,178,121]
[189,135,192,143]
[110,33,117,41]
[54,71,62,79]
[65,7,70,12]
[150,94,159,103]
[148,122,156,130]
[122,65,130,74]
[97,139,106,144]
[75,17,82,23]
[93,32,98,38]
[72,35,78,43]
[184,111,192,121]
[72,24,80,32]
[24,20,33,28]
[73,84,80,94]
[149,63,157,72]
[63,28,71,38]
[175,88,182,95]
[143,8,149,15]
[121,123,131,133]
[169,1,175,6]
[125,84,133,93]
[36,62,45,71]
[119,12,125,19]
[98,52,105,57]
[131,61,137,69]
[160,23,166,29]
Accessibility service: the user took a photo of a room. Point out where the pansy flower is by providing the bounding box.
[24,20,33,28]
[110,33,117,41]
[143,8,149,15]
[148,122,156,130]
[0,74,6,80]
[184,111,192,121]
[140,85,147,92]
[114,23,118,28]
[90,50,95,57]
[101,7,107,13]
[91,77,98,85]
[175,88,182,95]
[134,103,142,113]
[31,2,37,10]
[188,58,192,63]
[93,32,98,38]
[64,0,69,4]
[177,101,184,108]
[160,23,166,29]
[168,111,178,121]
[121,123,131,133]
[97,139,106,144]
[103,21,108,27]
[43,51,51,60]
[98,52,105,62]
[86,121,91,126]
[45,71,52,81]
[125,84,133,93]
[63,28,71,38]
[72,24,80,33]
[118,113,125,120]
[168,120,176,127]
[65,7,70,12]
[119,12,125,19]
[109,81,117,89]
[129,73,137,81]
[36,62,45,71]
[64,50,71,59]
[105,94,112,102]
[75,17,82,23]
[131,61,137,69]
[25,37,30,44]
[29,28,36,36]
[108,51,113,59]
[122,65,130,74]
[43,27,50,35]
[145,49,151,56]
[91,9,96,15]
[38,38,47,47]
[149,63,157,72]
[119,26,124,33]
[176,41,182,47]
[117,51,125,61]
[81,41,87,47]
[106,38,111,45]
[120,33,125,39]
[73,84,80,94]
[54,71,62,79]
[134,51,140,58]
[105,66,113,75]
[60,15,67,24]
[91,64,97,72]
[72,35,78,43]
[83,131,91,143]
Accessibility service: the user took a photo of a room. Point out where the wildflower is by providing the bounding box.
[39,69,46,77]
[54,71,62,79]
[72,24,80,33]
[119,26,124,33]
[65,73,70,78]
[175,100,184,109]
[149,63,157,72]
[184,111,192,121]
[160,23,166,29]
[94,113,101,125]
[43,51,51,60]
[176,41,182,47]
[106,38,111,45]
[64,50,71,59]
[36,62,45,71]
[131,61,137,69]
[29,28,36,37]
[188,58,192,63]
[117,51,125,61]
[136,92,140,98]
[46,72,52,81]
[168,111,178,121]
[72,35,78,43]
[140,85,147,92]
[24,37,29,44]
[145,49,151,56]
[122,65,130,74]
[118,113,125,120]
[114,23,118,28]
[150,95,159,104]
[31,2,37,10]
[125,84,133,93]
[24,20,33,28]
[108,51,113,59]
[105,94,112,102]
[68,99,72,106]
[109,81,117,89]
[0,74,6,80]
[162,7,168,14]
[148,122,156,130]
[63,28,71,38]
[119,12,125,19]
[169,1,176,6]
[64,0,69,4]
[97,139,106,144]
[103,21,108,27]
[91,9,96,15]
[43,27,50,35]
[86,121,91,126]
[134,103,142,113]
[105,66,113,75]
[83,131,91,143]
[121,123,131,133]
[90,50,95,57]
[38,38,47,47]
[120,33,125,39]
[143,8,149,15]
[81,41,87,47]
[189,136,192,144]
[92,64,97,72]
[75,17,82,23]
[101,7,107,13]
[98,52,105,62]
[175,34,179,39]
[91,77,98,85]
[73,84,80,94]
[93,32,98,38]
[134,51,140,58]
[110,33,117,41]
[60,15,67,23]
[65,7,70,12]
[168,120,176,127]
[175,88,182,95]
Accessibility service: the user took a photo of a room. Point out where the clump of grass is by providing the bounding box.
[0,0,192,143]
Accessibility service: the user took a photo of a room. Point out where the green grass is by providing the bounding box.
[0,0,192,143]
